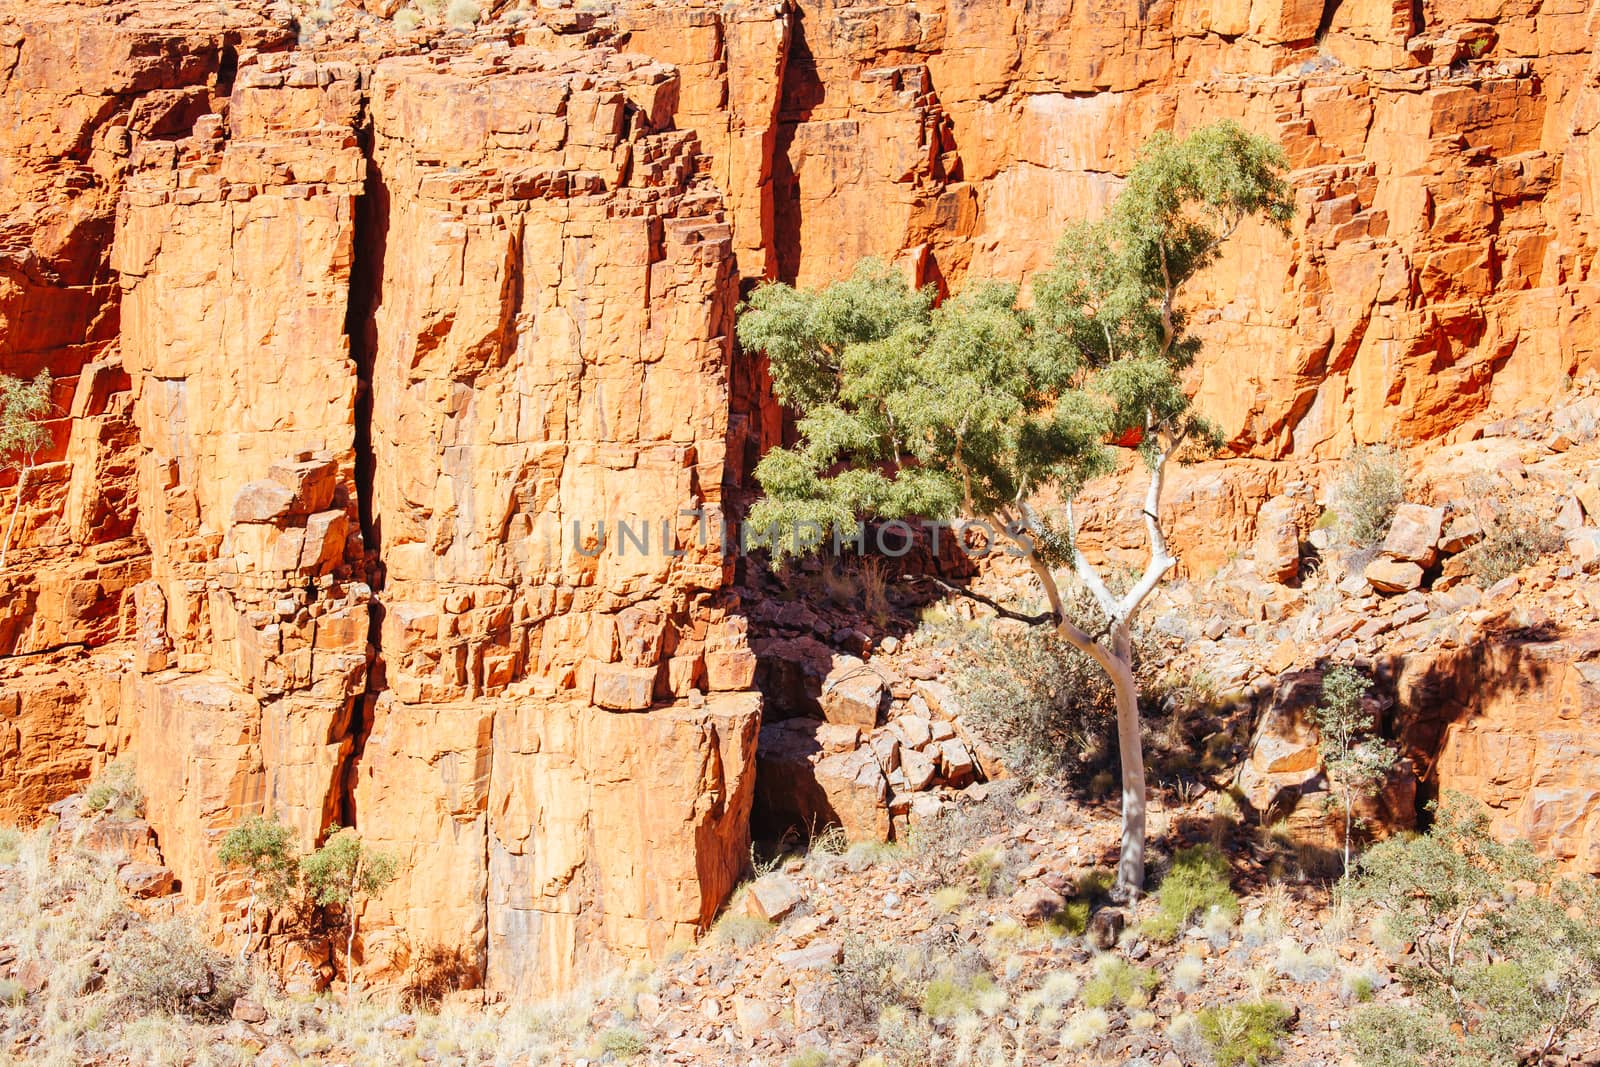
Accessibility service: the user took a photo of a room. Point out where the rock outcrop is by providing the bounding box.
[7,0,1600,998]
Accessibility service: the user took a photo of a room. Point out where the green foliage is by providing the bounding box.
[947,606,1165,782]
[0,372,51,468]
[1462,506,1565,586]
[1196,1000,1294,1067]
[300,825,400,991]
[712,911,774,949]
[1350,793,1600,1066]
[83,761,144,819]
[1143,844,1238,942]
[300,826,399,908]
[1311,666,1397,873]
[1046,897,1093,938]
[736,122,1290,557]
[785,1052,831,1067]
[597,1026,648,1058]
[1334,445,1406,546]
[921,972,996,1020]
[217,814,298,907]
[1081,957,1159,1009]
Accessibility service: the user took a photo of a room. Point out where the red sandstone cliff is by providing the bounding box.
[3,0,1600,994]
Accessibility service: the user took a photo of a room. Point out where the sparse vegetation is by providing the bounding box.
[597,1025,649,1059]
[1196,1000,1294,1067]
[1310,666,1398,876]
[712,910,774,948]
[445,0,480,29]
[0,827,19,865]
[1334,445,1407,546]
[299,826,400,995]
[82,760,143,819]
[1143,844,1238,942]
[1350,793,1600,1066]
[1461,504,1566,585]
[1081,957,1159,1009]
[0,370,51,571]
[217,814,299,958]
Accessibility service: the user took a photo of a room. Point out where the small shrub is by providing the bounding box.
[1334,445,1406,546]
[0,826,19,865]
[1082,957,1158,1010]
[1340,966,1379,1003]
[392,5,421,31]
[922,972,997,1020]
[1060,1007,1110,1050]
[713,911,773,949]
[1143,844,1238,943]
[966,847,1008,896]
[786,1051,831,1067]
[1351,793,1600,1066]
[1196,1000,1294,1067]
[859,559,892,628]
[83,760,143,818]
[931,885,967,913]
[831,937,916,1028]
[1045,897,1091,937]
[1172,954,1205,992]
[946,601,1169,784]
[444,0,479,28]
[1461,507,1565,586]
[0,978,23,1007]
[106,916,246,1019]
[1273,941,1336,984]
[1344,1004,1460,1067]
[598,1026,648,1058]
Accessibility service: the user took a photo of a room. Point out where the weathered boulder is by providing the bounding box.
[819,658,887,727]
[1380,504,1445,566]
[1365,558,1424,594]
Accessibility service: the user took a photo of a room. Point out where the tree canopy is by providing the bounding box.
[737,121,1291,560]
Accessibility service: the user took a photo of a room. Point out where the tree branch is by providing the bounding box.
[1062,498,1118,620]
[907,574,1057,628]
[1117,435,1179,622]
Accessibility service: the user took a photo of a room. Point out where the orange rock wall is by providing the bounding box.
[5,0,1600,996]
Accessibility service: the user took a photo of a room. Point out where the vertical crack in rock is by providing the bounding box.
[340,86,386,829]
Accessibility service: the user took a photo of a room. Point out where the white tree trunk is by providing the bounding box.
[1106,650,1147,898]
[0,466,27,572]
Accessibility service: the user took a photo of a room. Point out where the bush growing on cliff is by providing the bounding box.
[1310,667,1397,877]
[0,370,52,572]
[1332,445,1406,547]
[83,760,144,819]
[736,122,1292,896]
[1348,793,1600,1067]
[301,827,399,995]
[218,814,299,959]
[1461,504,1566,586]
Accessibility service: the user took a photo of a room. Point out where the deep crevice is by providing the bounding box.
[339,103,389,830]
[1314,0,1343,44]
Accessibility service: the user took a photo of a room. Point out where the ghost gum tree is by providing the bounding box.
[0,371,52,572]
[736,122,1291,896]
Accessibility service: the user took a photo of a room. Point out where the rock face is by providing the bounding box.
[6,0,1600,997]
[1398,628,1600,874]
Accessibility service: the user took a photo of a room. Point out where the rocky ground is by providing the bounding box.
[3,390,1599,1065]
